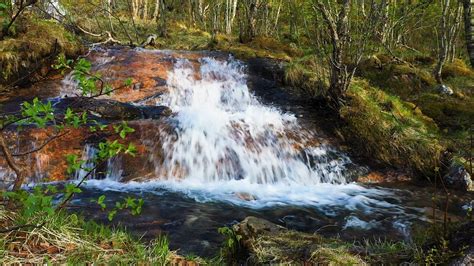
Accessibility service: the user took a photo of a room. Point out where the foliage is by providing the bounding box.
[0,13,81,83]
[218,226,243,260]
[91,195,144,221]
[0,206,173,264]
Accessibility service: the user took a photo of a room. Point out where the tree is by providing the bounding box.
[0,0,37,40]
[464,0,474,67]
[434,0,463,85]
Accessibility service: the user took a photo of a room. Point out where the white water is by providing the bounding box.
[155,57,352,185]
[73,55,402,215]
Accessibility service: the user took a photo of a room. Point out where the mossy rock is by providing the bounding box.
[0,14,82,85]
[340,80,444,176]
[358,55,436,98]
[415,93,474,131]
[233,216,365,265]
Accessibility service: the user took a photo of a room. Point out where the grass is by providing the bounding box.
[340,80,444,176]
[0,206,177,264]
[247,230,365,265]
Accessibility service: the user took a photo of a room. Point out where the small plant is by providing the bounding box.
[218,226,243,261]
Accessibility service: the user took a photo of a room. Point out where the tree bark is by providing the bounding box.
[464,0,474,67]
[315,0,351,108]
[434,0,451,84]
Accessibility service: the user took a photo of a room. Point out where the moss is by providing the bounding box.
[442,59,474,80]
[0,14,82,84]
[284,55,329,96]
[249,230,364,265]
[415,93,474,131]
[358,54,436,98]
[340,80,444,176]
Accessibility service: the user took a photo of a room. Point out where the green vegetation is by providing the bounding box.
[0,205,173,264]
[0,0,473,264]
[247,230,364,265]
[340,80,444,175]
[0,13,82,85]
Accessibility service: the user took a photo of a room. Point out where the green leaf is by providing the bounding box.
[108,210,117,221]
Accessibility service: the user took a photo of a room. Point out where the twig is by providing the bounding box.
[12,131,69,157]
[0,222,45,234]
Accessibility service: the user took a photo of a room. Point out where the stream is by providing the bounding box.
[1,47,472,257]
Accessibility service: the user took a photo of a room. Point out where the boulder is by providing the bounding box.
[437,84,454,95]
[233,216,365,265]
[443,163,473,192]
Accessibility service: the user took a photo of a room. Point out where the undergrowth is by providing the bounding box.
[0,205,174,264]
[340,80,444,176]
[0,12,82,84]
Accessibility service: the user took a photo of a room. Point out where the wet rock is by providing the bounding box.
[235,192,257,201]
[358,171,412,184]
[56,97,171,121]
[141,105,172,119]
[133,82,143,91]
[443,163,473,192]
[245,58,285,84]
[437,84,454,95]
[233,216,365,264]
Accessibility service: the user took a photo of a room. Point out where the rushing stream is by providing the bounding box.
[1,47,472,257]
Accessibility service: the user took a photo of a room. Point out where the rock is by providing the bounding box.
[234,192,257,201]
[245,58,285,84]
[437,84,454,95]
[233,216,365,265]
[133,82,143,91]
[443,163,473,192]
[56,97,171,121]
[358,171,411,184]
[141,105,172,119]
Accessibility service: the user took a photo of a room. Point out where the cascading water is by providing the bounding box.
[77,53,403,215]
[156,57,352,185]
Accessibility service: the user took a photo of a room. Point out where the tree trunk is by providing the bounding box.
[464,0,474,67]
[434,0,451,84]
[316,0,351,108]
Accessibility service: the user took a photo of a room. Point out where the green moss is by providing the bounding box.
[415,93,474,131]
[340,80,444,176]
[250,230,364,265]
[358,54,436,98]
[0,14,82,83]
[284,55,329,97]
[442,59,474,80]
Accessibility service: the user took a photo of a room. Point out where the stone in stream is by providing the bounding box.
[233,216,365,264]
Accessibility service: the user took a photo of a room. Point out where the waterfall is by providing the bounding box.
[155,57,353,185]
